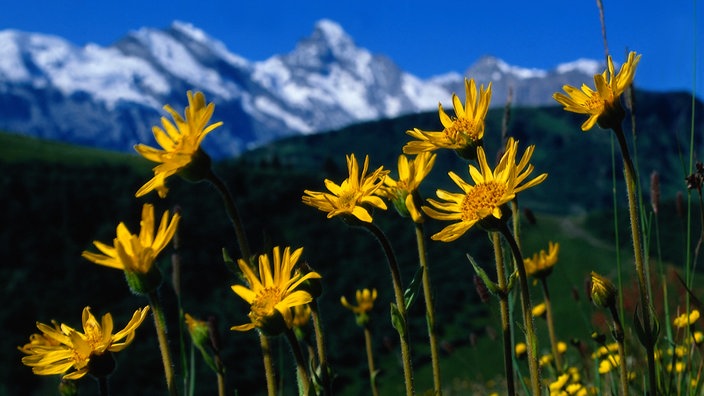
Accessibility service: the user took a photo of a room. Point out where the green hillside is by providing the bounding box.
[1,90,702,395]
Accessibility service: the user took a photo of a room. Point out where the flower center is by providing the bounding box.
[445,117,480,144]
[337,189,360,210]
[250,287,283,325]
[460,181,506,221]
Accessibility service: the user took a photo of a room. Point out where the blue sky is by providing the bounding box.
[1,0,701,95]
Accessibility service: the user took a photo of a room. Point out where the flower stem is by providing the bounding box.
[311,300,332,396]
[97,376,110,396]
[608,304,630,396]
[364,326,380,396]
[613,124,656,394]
[414,222,442,395]
[285,328,311,396]
[206,169,251,261]
[540,278,562,372]
[491,232,515,396]
[498,223,541,395]
[361,221,415,396]
[258,333,277,396]
[148,291,179,396]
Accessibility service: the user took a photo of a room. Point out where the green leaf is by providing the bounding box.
[390,303,406,339]
[466,254,503,296]
[404,266,424,311]
[221,247,239,275]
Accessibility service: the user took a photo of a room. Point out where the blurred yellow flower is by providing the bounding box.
[524,241,559,278]
[135,91,223,198]
[404,78,492,158]
[549,373,569,393]
[532,302,547,318]
[422,137,547,241]
[540,354,554,367]
[230,246,321,335]
[557,341,568,354]
[673,309,700,328]
[553,51,641,131]
[82,204,180,275]
[340,288,378,315]
[598,355,620,374]
[378,152,436,222]
[291,304,312,329]
[515,342,527,359]
[20,306,149,380]
[302,154,388,223]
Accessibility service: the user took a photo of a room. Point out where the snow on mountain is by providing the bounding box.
[0,20,601,158]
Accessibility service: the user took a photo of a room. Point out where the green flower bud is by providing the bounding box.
[124,265,163,295]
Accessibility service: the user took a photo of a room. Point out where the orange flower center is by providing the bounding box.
[250,287,283,325]
[460,181,506,221]
[445,117,481,144]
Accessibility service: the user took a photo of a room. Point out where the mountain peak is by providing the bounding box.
[312,19,353,48]
[169,20,211,44]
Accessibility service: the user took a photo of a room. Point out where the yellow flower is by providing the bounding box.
[134,91,223,198]
[532,302,547,318]
[302,154,388,223]
[673,309,700,328]
[557,341,568,354]
[378,152,436,222]
[549,373,570,393]
[82,204,180,274]
[524,241,559,278]
[230,246,321,335]
[404,78,492,158]
[598,355,620,374]
[553,51,641,131]
[515,342,527,359]
[82,204,180,294]
[340,288,378,315]
[422,137,547,241]
[20,306,150,380]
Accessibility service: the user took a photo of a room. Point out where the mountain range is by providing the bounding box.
[0,19,604,158]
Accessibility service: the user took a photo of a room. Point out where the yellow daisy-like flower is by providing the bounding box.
[378,152,436,222]
[553,51,641,131]
[302,154,388,223]
[20,306,150,380]
[82,204,180,275]
[340,288,378,315]
[422,137,547,241]
[524,241,560,279]
[404,78,492,158]
[134,91,223,198]
[673,309,700,328]
[230,246,322,335]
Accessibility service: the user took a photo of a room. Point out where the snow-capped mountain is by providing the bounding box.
[0,19,600,158]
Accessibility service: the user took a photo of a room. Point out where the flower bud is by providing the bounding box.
[589,272,617,308]
[124,265,163,296]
